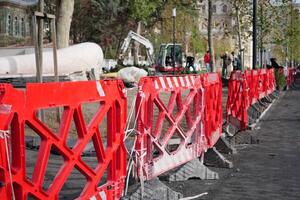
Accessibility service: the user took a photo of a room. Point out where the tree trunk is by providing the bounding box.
[235,2,243,70]
[133,21,141,66]
[208,0,215,72]
[57,0,74,49]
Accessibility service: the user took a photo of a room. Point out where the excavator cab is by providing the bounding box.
[155,44,184,73]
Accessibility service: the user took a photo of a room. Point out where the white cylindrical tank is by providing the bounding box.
[0,42,103,77]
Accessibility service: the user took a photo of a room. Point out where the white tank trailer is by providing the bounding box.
[0,42,103,80]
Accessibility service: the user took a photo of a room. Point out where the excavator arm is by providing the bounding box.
[119,31,154,65]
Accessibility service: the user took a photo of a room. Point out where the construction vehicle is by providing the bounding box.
[154,43,184,73]
[118,30,154,66]
[118,31,184,73]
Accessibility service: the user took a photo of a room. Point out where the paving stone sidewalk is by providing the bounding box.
[166,88,300,200]
[205,88,300,200]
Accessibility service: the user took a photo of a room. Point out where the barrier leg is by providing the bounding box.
[227,131,260,146]
[124,178,183,200]
[160,158,219,181]
[215,134,237,154]
[204,147,233,169]
[224,121,239,137]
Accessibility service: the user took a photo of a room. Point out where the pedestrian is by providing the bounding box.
[231,51,239,70]
[185,55,196,73]
[227,52,234,78]
[204,50,211,72]
[221,52,231,78]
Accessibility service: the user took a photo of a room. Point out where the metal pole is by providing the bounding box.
[33,15,40,78]
[50,16,60,122]
[172,8,176,75]
[37,0,44,82]
[252,0,257,69]
[51,18,58,82]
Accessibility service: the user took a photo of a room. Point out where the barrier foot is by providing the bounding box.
[262,96,273,104]
[269,93,277,101]
[273,90,280,99]
[227,131,259,146]
[204,147,233,169]
[258,100,269,112]
[215,135,237,154]
[247,104,261,124]
[124,178,183,200]
[160,158,219,182]
[249,104,262,120]
[224,122,239,137]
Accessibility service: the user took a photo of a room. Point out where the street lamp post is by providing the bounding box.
[172,8,176,75]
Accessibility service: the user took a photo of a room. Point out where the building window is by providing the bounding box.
[212,5,217,13]
[213,21,217,28]
[21,18,25,37]
[223,5,228,13]
[7,15,12,35]
[202,5,205,13]
[14,17,19,36]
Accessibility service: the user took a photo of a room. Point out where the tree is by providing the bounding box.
[190,26,206,55]
[207,0,214,72]
[230,0,252,69]
[128,0,164,65]
[56,0,75,48]
[44,0,75,48]
[70,0,134,58]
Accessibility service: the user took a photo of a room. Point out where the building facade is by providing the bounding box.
[197,0,234,38]
[197,0,253,68]
[0,0,37,45]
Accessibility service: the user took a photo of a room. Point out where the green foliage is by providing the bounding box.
[129,0,163,22]
[214,38,234,57]
[275,69,286,88]
[190,26,206,54]
[151,0,198,53]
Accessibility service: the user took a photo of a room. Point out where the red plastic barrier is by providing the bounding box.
[226,69,276,131]
[268,69,276,94]
[134,74,222,180]
[202,73,223,148]
[226,71,250,130]
[258,69,268,99]
[245,70,258,105]
[0,81,127,200]
[287,68,296,88]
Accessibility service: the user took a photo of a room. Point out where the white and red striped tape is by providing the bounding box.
[153,76,197,90]
[89,190,107,200]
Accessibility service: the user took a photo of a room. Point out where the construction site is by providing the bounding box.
[1,0,300,200]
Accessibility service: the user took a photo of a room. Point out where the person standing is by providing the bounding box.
[204,51,211,72]
[227,53,234,79]
[221,52,231,78]
[231,51,238,70]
